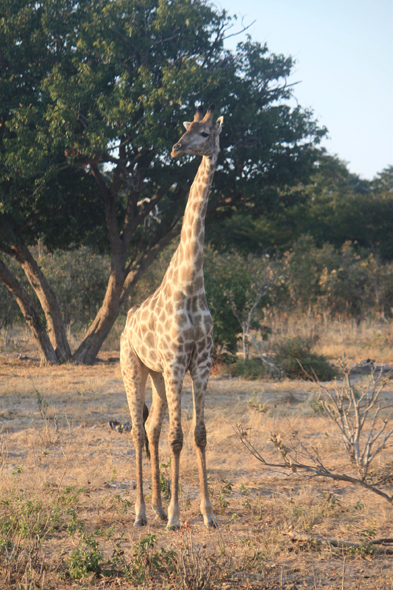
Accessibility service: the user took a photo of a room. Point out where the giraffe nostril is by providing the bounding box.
[173,142,181,151]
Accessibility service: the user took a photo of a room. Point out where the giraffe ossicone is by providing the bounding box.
[120,105,223,529]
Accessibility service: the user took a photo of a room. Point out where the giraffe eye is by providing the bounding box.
[200,132,209,138]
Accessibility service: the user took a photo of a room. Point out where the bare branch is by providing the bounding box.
[222,18,256,41]
[245,332,280,375]
[286,531,393,554]
[234,423,393,505]
[311,359,393,476]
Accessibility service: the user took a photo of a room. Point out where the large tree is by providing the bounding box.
[0,0,326,364]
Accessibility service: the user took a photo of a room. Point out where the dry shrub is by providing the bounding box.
[274,337,337,380]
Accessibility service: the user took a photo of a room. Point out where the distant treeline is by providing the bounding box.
[207,160,393,261]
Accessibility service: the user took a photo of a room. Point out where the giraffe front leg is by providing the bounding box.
[167,425,183,530]
[146,372,168,522]
[164,371,184,530]
[191,366,216,529]
[120,336,148,527]
[132,424,148,527]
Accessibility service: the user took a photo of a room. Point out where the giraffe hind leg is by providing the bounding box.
[120,336,149,527]
[164,368,185,530]
[143,403,150,458]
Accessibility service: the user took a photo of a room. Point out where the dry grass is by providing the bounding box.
[265,314,393,365]
[1,349,393,589]
[4,315,393,365]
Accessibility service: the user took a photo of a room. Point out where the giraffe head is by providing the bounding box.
[171,105,223,158]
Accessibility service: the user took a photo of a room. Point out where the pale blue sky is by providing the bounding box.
[214,0,393,180]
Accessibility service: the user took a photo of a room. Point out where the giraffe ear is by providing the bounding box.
[183,121,191,130]
[215,116,224,133]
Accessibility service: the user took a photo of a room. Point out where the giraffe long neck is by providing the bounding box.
[165,152,218,294]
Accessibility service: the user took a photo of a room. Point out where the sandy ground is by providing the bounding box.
[1,351,393,589]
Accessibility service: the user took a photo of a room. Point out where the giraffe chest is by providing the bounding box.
[128,292,213,372]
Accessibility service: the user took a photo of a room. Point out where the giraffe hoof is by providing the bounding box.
[153,507,168,521]
[134,517,148,527]
[204,517,218,529]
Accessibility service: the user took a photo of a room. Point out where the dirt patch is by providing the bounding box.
[1,354,392,588]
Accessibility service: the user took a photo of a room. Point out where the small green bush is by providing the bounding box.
[66,534,104,579]
[227,358,266,380]
[274,337,337,381]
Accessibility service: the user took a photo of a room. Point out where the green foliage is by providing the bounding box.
[159,459,171,501]
[274,337,337,381]
[205,250,273,358]
[239,483,249,496]
[0,485,84,549]
[66,509,85,536]
[0,0,324,254]
[36,246,111,328]
[292,505,306,519]
[271,235,393,319]
[113,494,132,515]
[66,529,124,579]
[204,250,251,357]
[253,496,266,521]
[309,398,324,414]
[66,533,104,579]
[209,479,233,513]
[66,528,128,580]
[322,492,341,513]
[360,521,377,542]
[208,157,393,263]
[0,485,180,583]
[0,255,25,329]
[124,533,177,585]
[227,358,266,380]
[0,0,327,362]
[0,282,20,330]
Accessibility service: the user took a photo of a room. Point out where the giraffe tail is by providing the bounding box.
[143,403,150,459]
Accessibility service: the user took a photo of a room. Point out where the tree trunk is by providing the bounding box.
[2,163,180,365]
[0,259,58,365]
[242,324,249,361]
[71,272,123,364]
[10,241,71,362]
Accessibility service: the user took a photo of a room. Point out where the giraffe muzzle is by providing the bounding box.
[171,142,183,157]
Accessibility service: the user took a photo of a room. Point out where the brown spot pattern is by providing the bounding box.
[121,116,221,529]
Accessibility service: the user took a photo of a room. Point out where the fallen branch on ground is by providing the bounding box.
[286,530,393,554]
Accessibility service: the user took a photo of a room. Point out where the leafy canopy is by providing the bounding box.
[0,0,326,257]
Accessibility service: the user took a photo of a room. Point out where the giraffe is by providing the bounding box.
[120,105,223,529]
